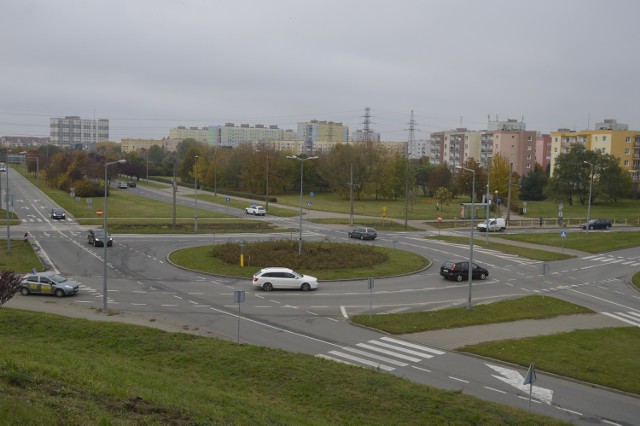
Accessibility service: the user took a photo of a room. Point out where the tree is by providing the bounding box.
[0,270,22,308]
[453,158,482,202]
[434,186,453,208]
[519,163,547,201]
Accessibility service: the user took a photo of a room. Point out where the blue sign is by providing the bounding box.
[307,201,312,207]
[560,231,567,238]
[309,191,314,197]
[226,197,231,202]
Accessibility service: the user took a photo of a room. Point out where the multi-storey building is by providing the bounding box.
[1,136,50,148]
[120,138,178,153]
[168,126,209,144]
[550,119,640,184]
[50,116,109,149]
[430,119,537,177]
[212,123,294,148]
[351,129,380,142]
[297,120,349,154]
[535,133,552,171]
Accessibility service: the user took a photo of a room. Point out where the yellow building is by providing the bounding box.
[120,138,178,153]
[550,119,640,185]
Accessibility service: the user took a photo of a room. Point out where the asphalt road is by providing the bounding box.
[4,169,640,425]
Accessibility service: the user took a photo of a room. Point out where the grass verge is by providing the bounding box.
[425,235,574,261]
[0,240,44,273]
[462,328,640,395]
[0,308,566,425]
[351,295,593,333]
[491,231,640,253]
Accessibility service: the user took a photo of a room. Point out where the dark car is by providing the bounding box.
[580,218,612,230]
[127,181,137,187]
[50,208,66,220]
[88,229,113,247]
[348,227,377,240]
[440,260,489,282]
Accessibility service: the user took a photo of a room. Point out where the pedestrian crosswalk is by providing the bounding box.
[582,254,640,267]
[602,311,640,327]
[316,336,445,371]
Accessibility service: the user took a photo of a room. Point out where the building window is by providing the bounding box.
[624,160,629,166]
[625,148,630,155]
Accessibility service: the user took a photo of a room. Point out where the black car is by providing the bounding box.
[580,218,612,230]
[440,260,489,282]
[88,229,113,247]
[127,181,137,187]
[348,227,377,240]
[50,208,66,220]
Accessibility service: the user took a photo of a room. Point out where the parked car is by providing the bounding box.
[118,182,128,189]
[477,218,506,232]
[252,267,318,291]
[440,260,489,282]
[50,208,66,220]
[127,181,137,187]
[580,218,612,230]
[245,205,266,216]
[348,227,377,240]
[88,229,113,247]
[20,272,80,297]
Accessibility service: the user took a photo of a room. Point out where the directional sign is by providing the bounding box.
[523,363,537,385]
[486,363,553,405]
[307,201,312,207]
[560,231,567,238]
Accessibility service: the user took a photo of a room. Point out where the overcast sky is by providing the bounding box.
[2,0,639,142]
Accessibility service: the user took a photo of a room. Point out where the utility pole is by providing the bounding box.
[404,110,417,229]
[506,162,513,221]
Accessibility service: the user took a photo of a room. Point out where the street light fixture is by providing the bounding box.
[584,160,594,233]
[194,155,198,232]
[456,165,476,310]
[103,158,125,311]
[287,155,318,255]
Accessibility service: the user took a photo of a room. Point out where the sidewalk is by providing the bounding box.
[401,313,624,350]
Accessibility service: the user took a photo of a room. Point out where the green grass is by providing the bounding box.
[309,217,422,231]
[462,328,640,395]
[425,235,574,261]
[169,240,430,279]
[492,231,640,253]
[0,309,565,425]
[0,240,43,273]
[633,271,640,289]
[351,296,593,333]
[86,218,287,234]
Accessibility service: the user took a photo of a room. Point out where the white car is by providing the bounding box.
[245,205,266,216]
[252,267,318,291]
[477,218,506,232]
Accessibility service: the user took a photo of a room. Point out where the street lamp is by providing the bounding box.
[194,155,199,232]
[584,161,594,233]
[287,155,318,255]
[103,159,125,311]
[456,165,476,310]
[495,190,499,216]
[485,157,492,244]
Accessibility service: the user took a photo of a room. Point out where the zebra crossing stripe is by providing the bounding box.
[602,312,640,327]
[625,311,640,319]
[380,337,446,355]
[367,340,436,359]
[316,354,357,367]
[355,343,422,362]
[327,351,396,371]
[341,347,408,367]
[616,312,640,324]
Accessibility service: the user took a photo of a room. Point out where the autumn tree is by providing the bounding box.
[0,270,22,308]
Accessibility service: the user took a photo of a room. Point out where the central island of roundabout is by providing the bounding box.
[168,239,431,280]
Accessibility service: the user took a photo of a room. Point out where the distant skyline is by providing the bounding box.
[2,0,639,142]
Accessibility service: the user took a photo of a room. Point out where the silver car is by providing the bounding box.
[20,272,80,297]
[252,267,318,291]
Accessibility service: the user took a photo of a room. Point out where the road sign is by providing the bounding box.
[523,363,537,385]
[307,201,312,207]
[234,290,245,303]
[96,209,104,216]
[560,231,567,238]
[437,215,443,223]
[226,197,230,202]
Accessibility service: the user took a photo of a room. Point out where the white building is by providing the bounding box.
[212,123,293,148]
[50,116,109,149]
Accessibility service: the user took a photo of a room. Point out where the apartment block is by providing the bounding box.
[168,126,209,144]
[550,119,640,184]
[121,138,178,153]
[50,116,109,149]
[213,123,293,148]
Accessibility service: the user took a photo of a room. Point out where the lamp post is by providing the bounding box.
[584,160,594,233]
[485,158,491,244]
[495,190,499,216]
[194,155,199,232]
[287,155,318,255]
[103,159,125,311]
[456,165,476,310]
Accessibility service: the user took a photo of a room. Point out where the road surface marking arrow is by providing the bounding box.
[486,363,553,404]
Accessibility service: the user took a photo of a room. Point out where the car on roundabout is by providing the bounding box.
[88,229,113,247]
[252,267,318,291]
[440,260,489,282]
[20,272,80,297]
[348,227,377,240]
[580,218,612,230]
[245,205,266,215]
[50,208,66,220]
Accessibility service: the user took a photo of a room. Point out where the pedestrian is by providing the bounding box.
[435,202,440,211]
[539,217,543,227]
